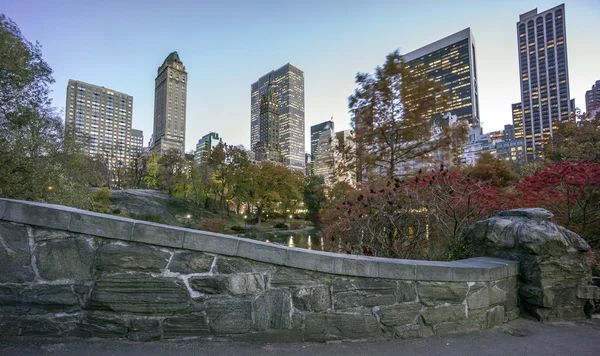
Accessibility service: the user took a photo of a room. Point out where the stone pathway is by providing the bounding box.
[1,317,599,356]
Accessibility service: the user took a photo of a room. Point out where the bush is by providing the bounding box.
[200,218,226,233]
[90,188,111,213]
[231,225,245,232]
[273,222,288,229]
[132,213,163,224]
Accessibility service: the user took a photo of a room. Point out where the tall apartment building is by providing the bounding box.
[194,132,222,165]
[131,129,144,157]
[516,4,573,160]
[251,63,305,171]
[512,102,524,141]
[65,80,133,171]
[403,28,480,127]
[503,124,515,141]
[310,120,335,179]
[253,78,282,163]
[151,52,188,154]
[585,80,600,118]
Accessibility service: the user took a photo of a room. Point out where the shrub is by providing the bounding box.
[200,218,226,233]
[90,188,111,214]
[132,213,163,224]
[231,225,245,232]
[273,222,288,229]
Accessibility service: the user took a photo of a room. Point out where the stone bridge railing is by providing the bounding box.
[0,198,584,342]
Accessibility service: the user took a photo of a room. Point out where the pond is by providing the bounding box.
[237,227,326,250]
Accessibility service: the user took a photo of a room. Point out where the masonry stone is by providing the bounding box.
[304,312,383,342]
[189,276,229,295]
[253,290,292,330]
[333,278,396,309]
[214,256,254,274]
[163,314,210,339]
[377,302,422,327]
[421,304,467,325]
[0,221,34,283]
[168,251,214,274]
[35,237,94,280]
[418,282,468,306]
[96,243,170,273]
[292,286,331,312]
[206,297,252,335]
[127,318,162,341]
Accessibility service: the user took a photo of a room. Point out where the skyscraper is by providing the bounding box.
[194,132,222,165]
[403,28,480,127]
[65,80,133,171]
[131,129,144,157]
[512,102,524,141]
[151,52,187,154]
[251,63,305,171]
[585,80,600,118]
[310,120,335,179]
[517,4,573,160]
[253,77,282,163]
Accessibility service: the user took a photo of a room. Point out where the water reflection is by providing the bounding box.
[288,236,295,247]
[241,229,324,250]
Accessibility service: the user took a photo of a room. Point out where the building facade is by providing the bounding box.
[517,4,573,160]
[403,28,480,127]
[251,63,305,171]
[130,129,144,157]
[151,52,188,154]
[496,138,525,163]
[65,80,133,171]
[194,132,222,165]
[503,124,515,141]
[253,78,282,163]
[310,120,335,179]
[585,80,600,118]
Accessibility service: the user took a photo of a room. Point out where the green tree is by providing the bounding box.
[144,152,160,189]
[157,148,186,195]
[128,151,148,189]
[464,152,519,188]
[544,113,600,164]
[304,175,327,222]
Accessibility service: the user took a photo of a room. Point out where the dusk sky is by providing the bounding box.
[3,0,600,153]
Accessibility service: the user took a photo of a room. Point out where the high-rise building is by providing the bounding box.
[517,4,573,160]
[131,129,144,157]
[503,124,515,141]
[151,52,187,154]
[512,102,524,141]
[251,63,305,171]
[194,132,222,165]
[65,80,133,171]
[585,80,600,118]
[403,28,480,127]
[333,129,357,187]
[253,77,282,163]
[310,120,335,179]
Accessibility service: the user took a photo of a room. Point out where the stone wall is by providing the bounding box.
[0,199,518,342]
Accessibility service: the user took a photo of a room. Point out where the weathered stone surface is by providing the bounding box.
[520,256,591,288]
[0,221,34,283]
[292,286,331,312]
[36,237,94,280]
[377,303,422,327]
[96,243,170,273]
[397,281,417,303]
[132,222,184,248]
[163,314,209,339]
[253,290,292,330]
[33,228,71,241]
[20,314,79,336]
[88,275,190,314]
[418,282,468,306]
[421,304,466,325]
[394,322,434,339]
[304,312,383,341]
[20,284,79,312]
[0,314,20,336]
[498,208,553,220]
[486,305,504,328]
[270,267,331,288]
[74,311,128,338]
[577,285,600,300]
[127,318,162,341]
[333,278,396,309]
[168,251,214,274]
[227,274,265,295]
[189,276,229,295]
[231,330,305,343]
[214,256,254,274]
[206,297,252,334]
[69,212,134,241]
[2,200,73,230]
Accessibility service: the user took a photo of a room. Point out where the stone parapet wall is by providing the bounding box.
[0,199,518,342]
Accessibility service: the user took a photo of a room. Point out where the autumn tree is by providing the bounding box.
[349,50,468,180]
[544,114,600,164]
[464,152,519,188]
[157,148,187,195]
[303,175,328,223]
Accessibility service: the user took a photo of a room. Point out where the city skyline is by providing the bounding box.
[3,0,600,153]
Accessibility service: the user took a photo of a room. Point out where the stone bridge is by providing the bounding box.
[0,198,597,342]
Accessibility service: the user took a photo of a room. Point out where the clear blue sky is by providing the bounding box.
[4,0,600,153]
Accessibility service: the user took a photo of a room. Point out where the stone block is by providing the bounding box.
[236,239,288,265]
[292,286,331,312]
[253,289,292,330]
[377,260,416,280]
[206,297,252,334]
[20,314,79,336]
[577,285,600,300]
[36,237,94,280]
[183,230,240,257]
[466,282,489,310]
[74,311,128,338]
[88,275,190,314]
[96,243,170,273]
[333,278,396,309]
[304,312,383,342]
[189,276,229,295]
[334,255,378,278]
[33,228,72,241]
[451,265,491,282]
[21,284,79,311]
[415,262,454,281]
[469,257,519,277]
[270,267,331,288]
[69,212,134,241]
[0,221,34,283]
[3,200,73,230]
[486,305,504,328]
[163,314,210,339]
[227,273,266,295]
[127,318,161,341]
[394,322,434,339]
[132,222,184,248]
[168,251,214,274]
[377,302,422,327]
[417,282,468,306]
[0,314,19,336]
[285,249,335,274]
[421,304,467,325]
[397,281,417,303]
[214,256,254,274]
